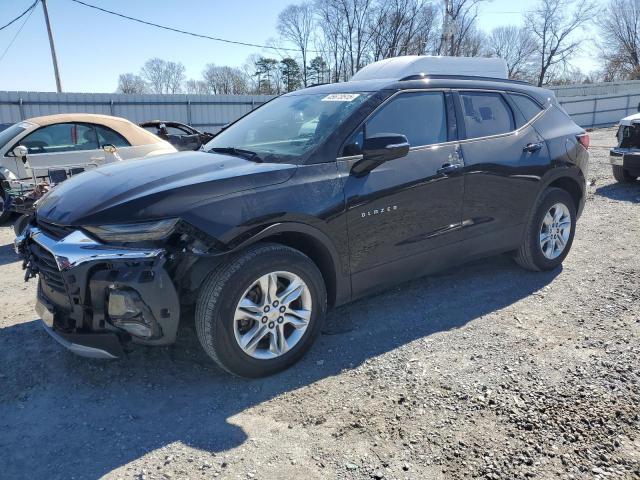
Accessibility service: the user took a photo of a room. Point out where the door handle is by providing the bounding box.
[523,142,543,153]
[437,163,462,175]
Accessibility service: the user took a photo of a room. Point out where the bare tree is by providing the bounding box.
[202,64,249,94]
[457,25,486,57]
[184,79,210,94]
[525,0,596,87]
[439,0,487,56]
[316,0,375,79]
[369,0,439,60]
[278,2,314,86]
[487,26,537,79]
[116,73,147,94]
[598,0,640,80]
[315,0,348,82]
[140,58,186,94]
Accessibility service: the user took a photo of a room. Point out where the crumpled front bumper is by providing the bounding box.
[16,225,181,358]
[610,148,640,174]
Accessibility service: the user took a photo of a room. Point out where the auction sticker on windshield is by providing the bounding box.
[322,93,361,102]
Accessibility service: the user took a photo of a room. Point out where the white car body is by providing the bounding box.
[0,113,176,185]
[618,112,640,126]
[351,55,509,82]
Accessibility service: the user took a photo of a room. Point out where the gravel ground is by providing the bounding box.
[0,127,639,480]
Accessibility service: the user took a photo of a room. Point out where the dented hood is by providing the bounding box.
[36,150,296,225]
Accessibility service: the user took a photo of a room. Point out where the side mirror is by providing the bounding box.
[13,145,28,163]
[351,134,410,176]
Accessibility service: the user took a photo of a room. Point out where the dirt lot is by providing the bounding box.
[0,127,639,480]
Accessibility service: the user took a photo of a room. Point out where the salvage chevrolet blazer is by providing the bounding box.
[15,57,589,377]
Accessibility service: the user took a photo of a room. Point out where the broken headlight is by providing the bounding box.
[84,218,178,243]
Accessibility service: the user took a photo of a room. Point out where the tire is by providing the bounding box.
[195,243,327,378]
[13,214,31,236]
[0,186,12,224]
[612,165,637,183]
[515,187,577,272]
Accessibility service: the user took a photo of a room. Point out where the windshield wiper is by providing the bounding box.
[209,147,262,163]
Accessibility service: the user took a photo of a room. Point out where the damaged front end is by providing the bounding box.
[15,220,182,358]
[611,122,640,175]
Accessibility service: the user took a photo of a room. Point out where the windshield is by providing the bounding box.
[204,92,371,162]
[0,123,29,151]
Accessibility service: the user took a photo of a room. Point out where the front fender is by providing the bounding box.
[227,221,351,306]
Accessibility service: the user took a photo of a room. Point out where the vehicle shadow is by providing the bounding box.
[595,181,640,203]
[0,255,560,479]
[0,242,17,267]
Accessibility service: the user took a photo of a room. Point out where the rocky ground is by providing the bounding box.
[0,127,638,480]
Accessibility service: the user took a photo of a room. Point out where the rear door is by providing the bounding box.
[455,90,549,245]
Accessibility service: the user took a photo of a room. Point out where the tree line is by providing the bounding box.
[117,0,638,96]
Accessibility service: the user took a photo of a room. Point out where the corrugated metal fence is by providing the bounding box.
[0,91,275,132]
[553,91,640,129]
[2,82,640,131]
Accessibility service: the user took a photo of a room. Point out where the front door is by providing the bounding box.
[14,122,105,178]
[339,90,465,295]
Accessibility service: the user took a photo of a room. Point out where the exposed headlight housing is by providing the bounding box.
[84,218,178,243]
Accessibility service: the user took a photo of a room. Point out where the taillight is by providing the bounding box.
[577,133,590,150]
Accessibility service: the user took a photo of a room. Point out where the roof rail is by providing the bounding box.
[399,73,532,86]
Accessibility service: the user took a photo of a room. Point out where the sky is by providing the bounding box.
[0,0,603,93]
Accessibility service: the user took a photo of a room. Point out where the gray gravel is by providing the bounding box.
[0,127,639,479]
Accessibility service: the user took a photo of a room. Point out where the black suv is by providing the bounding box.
[15,74,589,377]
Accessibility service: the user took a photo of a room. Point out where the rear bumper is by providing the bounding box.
[16,225,181,358]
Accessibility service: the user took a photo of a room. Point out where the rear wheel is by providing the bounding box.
[195,243,327,377]
[612,165,637,183]
[515,187,576,271]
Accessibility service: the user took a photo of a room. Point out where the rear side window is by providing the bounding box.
[459,92,514,139]
[366,91,447,147]
[95,125,130,147]
[510,93,543,123]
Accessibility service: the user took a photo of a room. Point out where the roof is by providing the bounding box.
[290,76,553,106]
[619,112,640,126]
[24,113,164,145]
[351,56,508,82]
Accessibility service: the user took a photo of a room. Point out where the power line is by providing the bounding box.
[69,0,312,53]
[0,1,37,65]
[0,0,38,32]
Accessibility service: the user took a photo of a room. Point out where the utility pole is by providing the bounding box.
[441,0,453,56]
[41,0,62,92]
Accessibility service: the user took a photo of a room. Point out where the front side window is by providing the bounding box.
[459,92,514,139]
[0,123,29,154]
[20,123,99,154]
[366,92,447,147]
[204,92,371,162]
[341,91,447,156]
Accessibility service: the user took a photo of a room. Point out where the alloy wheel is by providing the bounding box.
[233,271,312,360]
[539,202,571,260]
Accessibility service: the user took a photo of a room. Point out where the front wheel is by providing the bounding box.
[0,187,12,224]
[515,187,576,271]
[195,243,327,377]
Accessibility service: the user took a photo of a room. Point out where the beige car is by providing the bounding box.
[0,113,176,221]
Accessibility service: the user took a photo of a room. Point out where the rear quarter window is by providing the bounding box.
[510,93,543,123]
